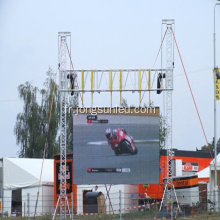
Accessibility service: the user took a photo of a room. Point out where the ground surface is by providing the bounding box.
[4,212,220,220]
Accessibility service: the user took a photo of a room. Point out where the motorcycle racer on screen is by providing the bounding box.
[105,128,138,156]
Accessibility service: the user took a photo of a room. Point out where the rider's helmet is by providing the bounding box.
[105,128,112,140]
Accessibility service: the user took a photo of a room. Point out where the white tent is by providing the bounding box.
[198,166,210,179]
[198,154,220,180]
[210,153,220,167]
[209,154,220,211]
[3,157,54,189]
[2,157,54,217]
[196,154,220,211]
[207,153,220,187]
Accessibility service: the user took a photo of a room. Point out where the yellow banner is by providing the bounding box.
[213,68,220,101]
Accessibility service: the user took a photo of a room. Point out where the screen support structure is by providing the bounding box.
[53,32,72,220]
[159,20,180,219]
[105,185,114,214]
[56,25,175,219]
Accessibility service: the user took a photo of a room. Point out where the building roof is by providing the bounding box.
[160,149,213,158]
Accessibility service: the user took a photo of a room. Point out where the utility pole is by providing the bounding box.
[213,3,220,212]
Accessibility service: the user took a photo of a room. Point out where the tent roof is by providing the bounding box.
[210,153,220,165]
[198,154,220,178]
[3,157,54,190]
[198,166,210,178]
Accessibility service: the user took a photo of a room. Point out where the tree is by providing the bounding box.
[200,143,212,152]
[14,68,61,158]
[199,138,220,154]
[14,82,41,157]
[40,68,60,158]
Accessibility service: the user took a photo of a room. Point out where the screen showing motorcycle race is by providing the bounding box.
[72,107,160,184]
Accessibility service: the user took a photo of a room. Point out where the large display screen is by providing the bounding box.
[73,107,160,184]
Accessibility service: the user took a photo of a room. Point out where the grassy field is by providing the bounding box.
[2,211,220,220]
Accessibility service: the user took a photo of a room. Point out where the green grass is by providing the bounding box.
[2,210,220,220]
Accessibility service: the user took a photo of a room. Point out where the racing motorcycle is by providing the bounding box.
[107,128,138,156]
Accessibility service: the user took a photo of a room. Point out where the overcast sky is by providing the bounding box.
[0,0,220,157]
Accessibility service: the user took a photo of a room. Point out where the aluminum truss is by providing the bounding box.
[159,20,180,219]
[54,32,71,220]
[165,22,174,197]
[62,69,171,106]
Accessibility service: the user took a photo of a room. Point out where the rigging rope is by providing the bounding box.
[33,37,62,219]
[170,27,212,156]
[140,28,168,105]
[170,27,220,186]
[34,38,81,218]
[66,43,84,107]
[33,70,58,219]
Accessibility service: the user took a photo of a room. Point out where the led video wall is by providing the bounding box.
[73,107,160,184]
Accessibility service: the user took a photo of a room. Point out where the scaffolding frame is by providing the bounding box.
[56,22,177,218]
[62,68,173,107]
[55,32,71,220]
[159,20,181,220]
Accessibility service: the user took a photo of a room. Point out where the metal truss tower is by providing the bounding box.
[58,32,70,219]
[159,20,180,219]
[165,20,174,190]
